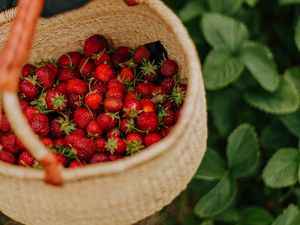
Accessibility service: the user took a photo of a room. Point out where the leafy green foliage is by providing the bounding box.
[272,205,300,225]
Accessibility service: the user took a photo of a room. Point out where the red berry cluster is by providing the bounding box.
[0,34,186,168]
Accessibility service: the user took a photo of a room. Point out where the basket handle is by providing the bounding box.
[0,0,142,186]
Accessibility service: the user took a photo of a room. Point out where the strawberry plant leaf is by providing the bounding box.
[201,220,214,225]
[296,18,300,51]
[244,0,260,7]
[239,207,274,225]
[241,41,279,92]
[285,67,300,95]
[263,148,299,188]
[208,0,244,15]
[203,47,244,90]
[272,205,300,225]
[280,109,300,137]
[226,124,260,178]
[245,77,300,115]
[194,173,237,218]
[195,148,226,181]
[178,0,207,23]
[214,207,239,223]
[201,13,249,51]
[279,0,300,5]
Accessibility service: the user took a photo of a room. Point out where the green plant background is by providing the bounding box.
[158,0,300,224]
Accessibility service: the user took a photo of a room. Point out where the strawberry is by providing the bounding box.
[55,138,66,147]
[18,151,34,167]
[125,133,144,155]
[140,60,159,82]
[58,68,78,82]
[161,59,178,77]
[45,89,68,112]
[74,107,93,129]
[123,99,142,118]
[66,78,88,95]
[97,113,118,131]
[71,128,86,137]
[161,109,175,126]
[35,66,57,90]
[85,92,102,110]
[161,126,173,137]
[0,133,19,154]
[111,53,126,68]
[108,78,127,92]
[141,99,156,113]
[23,106,37,121]
[136,82,154,98]
[151,86,167,104]
[19,80,41,101]
[84,35,109,57]
[106,86,124,98]
[0,150,15,164]
[50,117,75,137]
[161,77,175,94]
[125,133,143,143]
[144,133,162,146]
[133,45,151,64]
[90,153,110,164]
[22,64,35,78]
[29,113,49,137]
[120,118,135,134]
[72,137,96,161]
[119,67,134,82]
[47,63,59,74]
[124,91,138,102]
[174,107,182,122]
[78,57,95,77]
[109,154,124,161]
[137,112,158,132]
[69,160,84,168]
[104,97,123,112]
[163,100,174,109]
[41,137,55,149]
[106,137,126,154]
[91,83,107,96]
[54,153,67,167]
[93,51,111,66]
[106,128,121,138]
[59,51,81,68]
[94,137,106,151]
[116,46,131,60]
[55,82,67,94]
[68,94,83,109]
[87,120,102,137]
[20,100,29,111]
[0,114,11,132]
[95,64,115,83]
[16,137,26,150]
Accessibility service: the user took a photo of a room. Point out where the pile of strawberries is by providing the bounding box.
[0,34,186,168]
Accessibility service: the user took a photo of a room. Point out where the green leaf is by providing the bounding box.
[179,0,207,23]
[203,48,244,90]
[285,67,300,95]
[201,13,249,51]
[296,18,300,51]
[245,77,300,115]
[208,0,243,15]
[281,109,300,137]
[279,0,300,5]
[240,207,274,225]
[195,148,226,181]
[241,41,279,92]
[245,0,260,7]
[214,207,239,223]
[272,205,300,225]
[263,148,299,188]
[194,173,237,218]
[201,220,214,225]
[226,124,260,178]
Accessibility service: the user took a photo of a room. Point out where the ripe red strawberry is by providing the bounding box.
[108,78,127,92]
[109,154,124,161]
[136,82,154,98]
[104,97,123,112]
[93,51,111,66]
[0,133,19,154]
[90,153,110,164]
[55,138,66,147]
[84,35,109,57]
[111,53,126,68]
[95,64,115,83]
[41,137,55,149]
[45,89,68,112]
[120,118,135,134]
[74,107,93,129]
[87,120,102,137]
[144,133,162,146]
[106,86,124,98]
[20,100,29,111]
[106,137,126,154]
[71,128,86,137]
[64,133,81,146]
[78,57,95,77]
[72,137,96,161]
[133,45,151,64]
[29,113,49,137]
[141,99,156,113]
[151,86,167,104]
[0,114,11,132]
[124,91,138,102]
[95,137,106,151]
[66,78,88,95]
[97,113,117,131]
[35,66,57,90]
[137,112,158,132]
[162,109,175,126]
[163,100,174,109]
[16,137,26,150]
[54,153,67,167]
[19,80,41,101]
[23,106,37,121]
[85,92,102,110]
[161,59,178,77]
[18,151,34,167]
[0,150,15,164]
[125,133,143,143]
[91,83,107,96]
[47,63,59,74]
[68,94,83,109]
[140,61,159,82]
[174,107,182,122]
[125,133,144,155]
[58,68,78,82]
[123,99,142,118]
[50,117,75,137]
[161,126,173,137]
[116,46,131,60]
[69,160,84,168]
[59,51,81,68]
[55,82,67,94]
[106,128,121,138]
[161,77,175,94]
[22,64,35,78]
[119,67,134,82]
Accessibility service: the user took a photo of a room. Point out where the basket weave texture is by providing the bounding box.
[0,0,207,224]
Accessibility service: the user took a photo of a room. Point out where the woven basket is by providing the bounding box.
[0,0,207,225]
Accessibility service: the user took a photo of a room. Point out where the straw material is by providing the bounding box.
[0,0,207,224]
